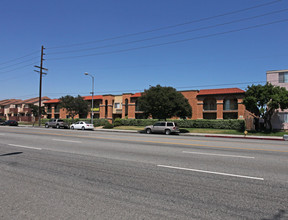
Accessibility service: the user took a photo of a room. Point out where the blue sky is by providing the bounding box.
[1,0,287,100]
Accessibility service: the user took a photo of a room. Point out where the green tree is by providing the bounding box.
[29,104,46,117]
[243,83,288,131]
[59,95,89,120]
[29,104,46,126]
[138,85,192,120]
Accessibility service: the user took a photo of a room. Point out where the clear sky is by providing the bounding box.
[1,0,287,100]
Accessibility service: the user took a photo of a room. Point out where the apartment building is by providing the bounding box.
[43,88,248,122]
[0,97,50,121]
[267,69,288,130]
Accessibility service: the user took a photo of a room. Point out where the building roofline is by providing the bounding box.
[266,69,288,74]
[179,89,199,92]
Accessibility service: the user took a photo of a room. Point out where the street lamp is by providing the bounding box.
[84,72,94,124]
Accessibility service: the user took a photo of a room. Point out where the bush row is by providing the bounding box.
[113,119,245,131]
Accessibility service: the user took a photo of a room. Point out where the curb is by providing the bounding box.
[17,126,286,141]
[203,135,284,141]
[96,129,285,141]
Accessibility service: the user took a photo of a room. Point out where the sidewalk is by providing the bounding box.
[95,128,286,141]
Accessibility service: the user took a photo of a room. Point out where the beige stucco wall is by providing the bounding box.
[267,70,288,130]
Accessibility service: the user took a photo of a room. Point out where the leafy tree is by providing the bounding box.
[138,85,192,120]
[59,95,89,120]
[29,104,46,117]
[243,83,288,131]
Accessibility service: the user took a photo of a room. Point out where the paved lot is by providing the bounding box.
[0,126,288,219]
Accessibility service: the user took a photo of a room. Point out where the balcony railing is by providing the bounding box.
[9,108,18,113]
[115,109,122,113]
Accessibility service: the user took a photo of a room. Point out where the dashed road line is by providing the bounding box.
[8,144,42,150]
[157,165,264,180]
[182,151,255,159]
[52,139,82,143]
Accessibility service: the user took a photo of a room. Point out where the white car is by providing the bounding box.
[70,121,94,130]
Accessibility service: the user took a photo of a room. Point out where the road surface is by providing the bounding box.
[0,126,287,219]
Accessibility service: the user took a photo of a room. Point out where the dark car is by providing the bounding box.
[0,119,6,125]
[4,120,18,126]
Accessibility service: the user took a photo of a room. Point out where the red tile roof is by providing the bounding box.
[0,99,23,106]
[83,95,103,100]
[131,93,142,98]
[43,99,60,104]
[24,96,50,104]
[198,88,245,96]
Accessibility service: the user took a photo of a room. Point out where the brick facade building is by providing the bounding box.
[43,88,247,122]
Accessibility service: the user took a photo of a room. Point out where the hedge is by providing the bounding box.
[114,119,245,131]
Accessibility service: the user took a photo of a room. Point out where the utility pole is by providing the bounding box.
[34,45,48,127]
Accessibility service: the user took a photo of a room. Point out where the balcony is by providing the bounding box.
[115,109,122,113]
[23,108,32,113]
[9,108,18,114]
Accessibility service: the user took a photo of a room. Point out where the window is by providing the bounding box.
[203,98,216,111]
[279,72,288,83]
[223,98,238,110]
[114,103,120,109]
[280,113,288,123]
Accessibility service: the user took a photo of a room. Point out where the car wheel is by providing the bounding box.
[45,124,49,128]
[56,124,60,129]
[71,126,74,130]
[146,128,151,134]
[165,129,171,135]
[81,126,85,130]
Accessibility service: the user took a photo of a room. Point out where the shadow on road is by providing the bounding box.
[262,210,287,220]
[0,152,23,157]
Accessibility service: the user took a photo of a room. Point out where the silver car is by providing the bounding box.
[145,121,179,135]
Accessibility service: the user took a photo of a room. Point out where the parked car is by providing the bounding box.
[45,119,69,129]
[145,121,179,135]
[3,120,18,126]
[0,119,6,125]
[70,121,94,130]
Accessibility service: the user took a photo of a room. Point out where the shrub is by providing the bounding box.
[113,118,122,127]
[103,122,114,129]
[117,119,245,131]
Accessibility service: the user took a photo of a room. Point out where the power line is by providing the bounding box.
[46,0,281,50]
[2,79,282,100]
[0,56,39,70]
[47,18,288,61]
[47,8,288,55]
[0,50,39,66]
[42,81,270,96]
[0,62,38,74]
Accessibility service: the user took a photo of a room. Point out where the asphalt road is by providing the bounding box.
[0,126,287,220]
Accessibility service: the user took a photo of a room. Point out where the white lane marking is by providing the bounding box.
[157,165,264,181]
[52,139,82,143]
[8,144,42,150]
[182,151,255,159]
